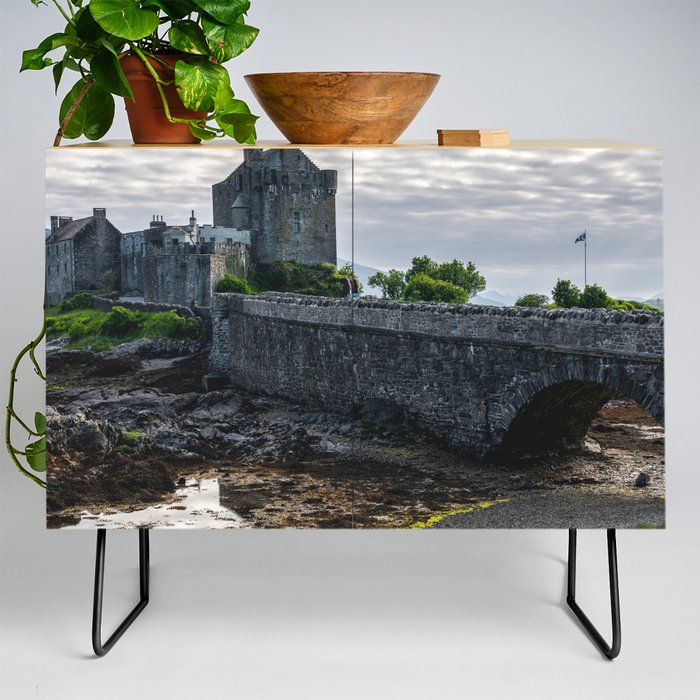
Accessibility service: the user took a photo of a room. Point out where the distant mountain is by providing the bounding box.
[619,294,664,309]
[45,228,51,240]
[470,290,518,307]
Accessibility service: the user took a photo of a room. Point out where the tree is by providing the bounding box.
[435,259,486,299]
[367,269,406,300]
[579,283,610,309]
[405,255,439,281]
[405,255,486,301]
[403,273,468,303]
[515,293,549,307]
[552,279,581,308]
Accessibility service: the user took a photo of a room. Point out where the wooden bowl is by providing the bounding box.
[244,72,440,144]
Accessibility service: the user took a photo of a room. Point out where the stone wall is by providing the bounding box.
[46,238,75,305]
[121,231,145,293]
[143,244,248,308]
[210,293,664,455]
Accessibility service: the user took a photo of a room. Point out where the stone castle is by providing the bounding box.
[46,149,337,307]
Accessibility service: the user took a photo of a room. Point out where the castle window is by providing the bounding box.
[293,211,301,234]
[226,238,233,244]
[210,237,215,243]
[64,263,67,273]
[172,238,179,245]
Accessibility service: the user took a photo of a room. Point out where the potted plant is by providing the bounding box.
[21,0,260,144]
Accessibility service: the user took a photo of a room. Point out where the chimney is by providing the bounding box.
[189,209,198,241]
[50,215,60,236]
[93,207,106,219]
[150,214,166,228]
[58,216,73,229]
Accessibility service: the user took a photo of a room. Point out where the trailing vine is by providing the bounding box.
[5,319,47,488]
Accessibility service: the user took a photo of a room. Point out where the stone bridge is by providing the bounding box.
[209,293,664,456]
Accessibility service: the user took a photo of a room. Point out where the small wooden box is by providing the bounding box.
[437,129,511,147]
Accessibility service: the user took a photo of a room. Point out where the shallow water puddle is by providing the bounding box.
[68,478,243,529]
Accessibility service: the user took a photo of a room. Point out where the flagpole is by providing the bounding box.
[584,229,587,288]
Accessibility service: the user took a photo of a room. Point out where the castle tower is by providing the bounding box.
[211,148,337,267]
[231,194,250,229]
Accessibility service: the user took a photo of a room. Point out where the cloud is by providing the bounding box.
[45,146,662,299]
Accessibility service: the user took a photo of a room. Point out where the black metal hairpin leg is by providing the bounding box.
[92,528,150,657]
[566,528,621,660]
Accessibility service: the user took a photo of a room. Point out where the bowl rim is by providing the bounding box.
[244,71,441,79]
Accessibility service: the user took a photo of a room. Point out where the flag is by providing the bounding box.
[575,231,586,244]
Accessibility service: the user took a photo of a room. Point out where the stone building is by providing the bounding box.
[45,208,122,305]
[212,149,337,266]
[139,215,249,307]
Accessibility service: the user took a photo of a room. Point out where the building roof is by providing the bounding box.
[47,216,91,242]
[161,226,190,238]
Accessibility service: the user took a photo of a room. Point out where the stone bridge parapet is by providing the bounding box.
[210,293,664,455]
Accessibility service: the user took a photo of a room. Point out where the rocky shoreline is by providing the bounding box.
[46,340,665,529]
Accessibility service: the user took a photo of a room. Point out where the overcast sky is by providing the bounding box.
[46,146,662,299]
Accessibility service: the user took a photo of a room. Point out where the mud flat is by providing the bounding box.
[46,343,664,530]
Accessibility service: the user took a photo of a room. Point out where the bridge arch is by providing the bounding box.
[498,358,664,454]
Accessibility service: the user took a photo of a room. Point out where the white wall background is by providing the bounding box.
[1,1,698,698]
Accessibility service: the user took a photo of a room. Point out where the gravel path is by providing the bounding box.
[432,485,664,529]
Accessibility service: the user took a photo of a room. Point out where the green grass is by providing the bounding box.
[121,430,144,444]
[250,261,358,298]
[46,300,200,351]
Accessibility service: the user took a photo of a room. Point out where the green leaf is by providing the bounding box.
[25,437,46,473]
[21,48,52,72]
[174,58,228,112]
[188,122,218,140]
[218,112,257,142]
[169,20,211,56]
[53,62,64,92]
[34,412,46,434]
[192,0,250,25]
[21,33,77,72]
[213,83,257,143]
[89,0,159,41]
[75,5,106,42]
[59,78,115,140]
[142,0,197,19]
[201,15,258,63]
[91,47,134,98]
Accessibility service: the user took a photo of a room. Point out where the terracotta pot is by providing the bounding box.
[119,52,208,144]
[244,71,440,144]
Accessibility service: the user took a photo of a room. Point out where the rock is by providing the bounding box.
[584,437,602,454]
[357,399,406,425]
[634,472,649,487]
[89,356,141,378]
[47,414,120,459]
